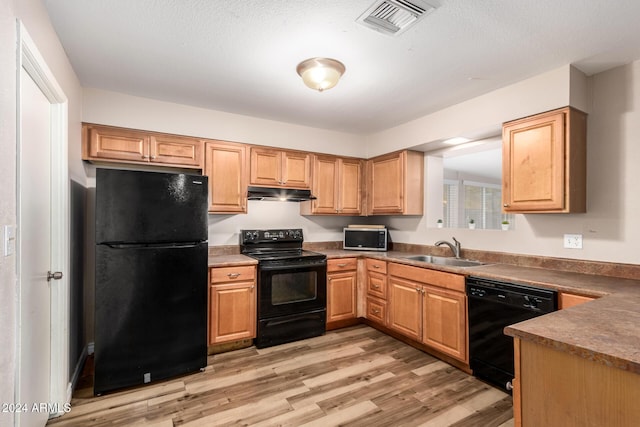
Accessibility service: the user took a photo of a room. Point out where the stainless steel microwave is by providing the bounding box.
[343,227,388,251]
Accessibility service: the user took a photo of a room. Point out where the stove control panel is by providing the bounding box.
[240,229,303,243]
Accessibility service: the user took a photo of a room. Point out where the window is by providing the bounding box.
[443,179,513,229]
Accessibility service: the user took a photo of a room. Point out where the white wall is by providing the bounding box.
[0,2,18,424]
[385,60,640,265]
[365,65,584,157]
[82,63,640,265]
[0,1,83,425]
[82,89,373,243]
[82,88,367,162]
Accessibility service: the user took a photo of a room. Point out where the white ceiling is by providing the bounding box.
[44,0,640,134]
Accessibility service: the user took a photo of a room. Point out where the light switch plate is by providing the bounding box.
[563,233,583,249]
[4,225,15,256]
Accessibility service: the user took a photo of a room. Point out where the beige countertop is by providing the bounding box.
[209,248,640,374]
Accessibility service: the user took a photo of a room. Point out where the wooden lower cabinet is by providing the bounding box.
[422,286,467,362]
[209,265,256,344]
[513,338,640,426]
[364,258,388,326]
[388,262,468,363]
[388,276,423,341]
[327,258,358,327]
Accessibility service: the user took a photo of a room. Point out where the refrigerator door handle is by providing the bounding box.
[104,242,205,249]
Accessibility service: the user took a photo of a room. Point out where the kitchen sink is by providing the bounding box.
[403,255,484,267]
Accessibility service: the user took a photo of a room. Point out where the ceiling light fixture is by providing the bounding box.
[296,57,346,92]
[443,137,471,145]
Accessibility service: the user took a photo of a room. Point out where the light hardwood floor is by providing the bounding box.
[48,325,514,426]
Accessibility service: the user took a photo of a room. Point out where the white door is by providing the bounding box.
[17,59,53,427]
[16,23,69,426]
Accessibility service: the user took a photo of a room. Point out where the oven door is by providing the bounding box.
[258,261,327,320]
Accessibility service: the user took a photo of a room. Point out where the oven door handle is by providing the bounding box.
[260,261,326,271]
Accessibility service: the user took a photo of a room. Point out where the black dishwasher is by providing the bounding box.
[467,276,557,392]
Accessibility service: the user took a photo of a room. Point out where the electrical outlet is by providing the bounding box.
[563,234,583,249]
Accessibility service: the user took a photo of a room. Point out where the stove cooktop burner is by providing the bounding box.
[245,249,326,263]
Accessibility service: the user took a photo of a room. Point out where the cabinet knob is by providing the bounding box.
[372,309,380,314]
[373,264,380,269]
[372,284,380,289]
[150,155,156,160]
[503,203,510,207]
[141,155,149,159]
[506,381,514,391]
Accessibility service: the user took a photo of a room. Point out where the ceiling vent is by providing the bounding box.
[356,0,441,36]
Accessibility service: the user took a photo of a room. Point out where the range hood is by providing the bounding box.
[247,186,317,202]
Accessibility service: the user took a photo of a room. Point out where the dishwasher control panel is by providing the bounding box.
[466,277,557,313]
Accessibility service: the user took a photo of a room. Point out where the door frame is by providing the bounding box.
[16,21,70,416]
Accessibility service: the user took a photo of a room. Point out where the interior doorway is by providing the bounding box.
[16,22,69,425]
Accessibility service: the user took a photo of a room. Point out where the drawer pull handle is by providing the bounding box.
[227,273,241,279]
[337,263,347,267]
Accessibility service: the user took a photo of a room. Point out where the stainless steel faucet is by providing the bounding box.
[435,237,461,258]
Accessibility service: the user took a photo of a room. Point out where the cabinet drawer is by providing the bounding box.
[366,258,387,274]
[367,271,387,300]
[210,265,256,283]
[366,297,387,325]
[327,257,358,272]
[388,262,465,292]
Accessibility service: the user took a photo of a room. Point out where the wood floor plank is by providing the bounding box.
[298,401,379,427]
[48,325,513,427]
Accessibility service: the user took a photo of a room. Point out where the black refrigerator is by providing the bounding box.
[94,168,208,395]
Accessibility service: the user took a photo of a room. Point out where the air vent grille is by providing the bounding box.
[357,0,440,36]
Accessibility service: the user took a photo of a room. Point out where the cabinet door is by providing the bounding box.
[250,147,282,186]
[150,134,203,168]
[422,286,467,362]
[369,152,404,214]
[87,125,149,162]
[205,141,247,213]
[327,271,357,323]
[503,109,566,212]
[282,150,311,188]
[209,281,256,344]
[311,155,339,214]
[388,276,422,341]
[338,158,363,214]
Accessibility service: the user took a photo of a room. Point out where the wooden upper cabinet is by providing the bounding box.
[249,146,311,188]
[502,107,587,213]
[204,140,247,213]
[82,123,204,169]
[149,134,203,167]
[85,124,148,162]
[301,154,363,215]
[367,150,424,215]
